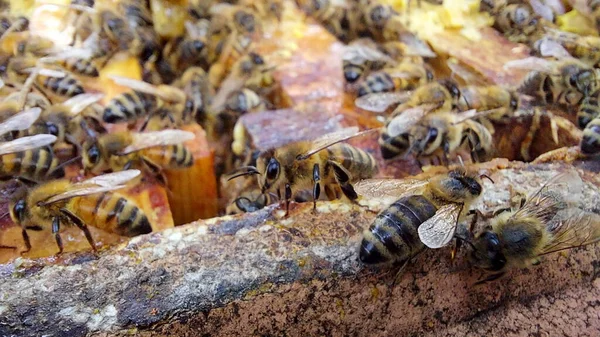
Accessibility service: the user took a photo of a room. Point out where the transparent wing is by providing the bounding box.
[0,134,57,155]
[355,92,411,113]
[418,203,462,249]
[398,32,436,58]
[509,170,583,229]
[41,170,141,205]
[504,57,554,72]
[210,70,247,113]
[447,58,488,86]
[540,208,600,255]
[298,127,376,160]
[354,178,427,199]
[0,107,42,137]
[109,76,186,103]
[121,130,196,154]
[450,109,492,125]
[81,169,142,187]
[536,38,573,59]
[529,0,555,21]
[386,104,438,137]
[388,69,425,79]
[343,40,394,63]
[62,93,104,115]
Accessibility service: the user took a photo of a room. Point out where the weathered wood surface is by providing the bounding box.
[1,160,599,337]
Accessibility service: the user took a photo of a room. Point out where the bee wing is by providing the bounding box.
[62,93,104,115]
[386,104,438,137]
[536,38,573,59]
[0,134,57,155]
[210,71,248,113]
[398,32,436,58]
[529,0,555,21]
[388,69,424,79]
[0,107,42,137]
[20,67,67,78]
[41,170,142,205]
[109,76,186,103]
[447,58,488,86]
[121,130,195,154]
[450,109,491,125]
[504,57,555,72]
[354,178,428,199]
[81,169,142,187]
[539,208,600,255]
[355,92,411,113]
[418,203,462,249]
[343,42,394,64]
[298,127,377,160]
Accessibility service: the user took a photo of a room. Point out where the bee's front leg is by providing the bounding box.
[312,163,321,212]
[284,183,292,217]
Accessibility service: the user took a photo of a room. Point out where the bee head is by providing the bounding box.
[471,231,507,272]
[82,138,102,173]
[256,150,282,193]
[409,118,444,156]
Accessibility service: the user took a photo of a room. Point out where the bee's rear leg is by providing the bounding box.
[61,208,97,253]
[312,163,321,212]
[329,161,375,213]
[52,216,64,255]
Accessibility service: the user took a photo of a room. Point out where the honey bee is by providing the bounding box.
[356,168,485,265]
[356,59,434,97]
[509,57,600,101]
[18,93,104,152]
[102,76,188,126]
[356,79,460,114]
[209,52,274,114]
[238,0,285,21]
[81,130,195,184]
[10,35,55,57]
[575,89,600,129]
[0,134,64,182]
[162,21,209,74]
[228,127,378,215]
[357,0,400,41]
[9,170,151,254]
[55,57,99,77]
[173,67,213,126]
[342,38,394,83]
[209,3,261,35]
[580,116,600,155]
[480,0,546,43]
[7,57,84,99]
[535,28,600,67]
[295,0,356,42]
[469,170,600,283]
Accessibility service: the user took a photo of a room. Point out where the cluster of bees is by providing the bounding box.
[0,0,598,284]
[0,0,283,255]
[223,0,600,283]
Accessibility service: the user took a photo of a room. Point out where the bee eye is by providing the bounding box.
[13,199,26,223]
[510,97,518,110]
[46,122,59,136]
[86,145,100,164]
[192,40,204,52]
[266,159,279,180]
[426,128,438,143]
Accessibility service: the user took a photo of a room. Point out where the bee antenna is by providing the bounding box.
[454,235,476,250]
[227,166,260,181]
[457,155,465,168]
[480,174,494,184]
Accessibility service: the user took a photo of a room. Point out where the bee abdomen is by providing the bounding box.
[577,95,600,128]
[359,195,437,264]
[357,72,395,97]
[43,75,85,97]
[103,91,156,123]
[581,118,600,155]
[331,143,376,179]
[378,131,409,159]
[102,195,152,236]
[62,58,99,77]
[143,144,194,169]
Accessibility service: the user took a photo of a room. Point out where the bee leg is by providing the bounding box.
[324,185,337,200]
[52,216,64,255]
[312,163,321,212]
[474,272,505,285]
[65,134,82,156]
[60,208,97,252]
[19,227,32,255]
[284,183,292,217]
[141,157,168,186]
[329,161,358,201]
[442,140,450,166]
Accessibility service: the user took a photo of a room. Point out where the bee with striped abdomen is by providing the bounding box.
[9,170,151,255]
